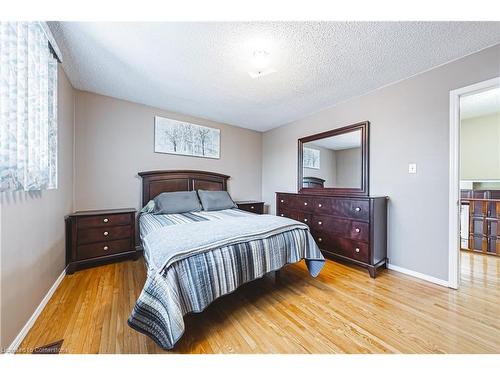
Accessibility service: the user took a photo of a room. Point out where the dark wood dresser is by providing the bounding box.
[236,201,265,214]
[276,192,388,277]
[65,208,138,274]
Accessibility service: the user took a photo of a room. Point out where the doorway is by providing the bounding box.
[449,77,500,289]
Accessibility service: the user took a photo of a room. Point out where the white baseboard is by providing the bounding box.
[5,268,66,354]
[387,263,449,288]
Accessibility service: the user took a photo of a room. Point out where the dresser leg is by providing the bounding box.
[275,270,281,283]
[66,264,76,275]
[368,266,377,278]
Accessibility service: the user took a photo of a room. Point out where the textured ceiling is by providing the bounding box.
[50,22,500,131]
[309,131,361,150]
[461,87,500,120]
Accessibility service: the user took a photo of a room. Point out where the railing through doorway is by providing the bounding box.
[461,198,500,256]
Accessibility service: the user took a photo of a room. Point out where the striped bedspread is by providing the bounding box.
[128,209,325,350]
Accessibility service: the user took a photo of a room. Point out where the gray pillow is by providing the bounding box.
[197,190,237,211]
[153,191,202,214]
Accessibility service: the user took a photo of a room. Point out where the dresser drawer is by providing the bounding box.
[311,216,369,242]
[313,231,369,263]
[77,212,132,229]
[278,195,314,212]
[76,239,133,260]
[296,211,312,226]
[313,198,369,221]
[277,209,311,225]
[335,239,369,263]
[277,208,296,220]
[77,225,132,245]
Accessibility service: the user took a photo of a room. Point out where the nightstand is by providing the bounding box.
[65,208,138,274]
[235,201,265,215]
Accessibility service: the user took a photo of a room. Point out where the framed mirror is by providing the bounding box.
[298,121,369,196]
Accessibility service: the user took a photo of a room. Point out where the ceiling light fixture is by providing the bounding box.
[249,50,276,79]
[252,50,269,70]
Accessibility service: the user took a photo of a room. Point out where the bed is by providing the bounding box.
[128,170,325,350]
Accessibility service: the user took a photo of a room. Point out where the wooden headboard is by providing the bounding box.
[138,170,230,207]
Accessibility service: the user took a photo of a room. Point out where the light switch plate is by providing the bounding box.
[408,163,417,174]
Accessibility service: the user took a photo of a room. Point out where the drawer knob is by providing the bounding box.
[318,221,322,225]
[355,228,360,233]
[103,218,109,223]
[304,218,308,222]
[251,206,254,209]
[318,238,322,242]
[355,207,361,212]
[318,203,322,208]
[280,214,284,217]
[103,231,109,236]
[280,199,284,203]
[304,202,308,206]
[103,246,109,251]
[355,248,360,253]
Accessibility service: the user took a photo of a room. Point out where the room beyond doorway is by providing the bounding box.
[449,77,500,290]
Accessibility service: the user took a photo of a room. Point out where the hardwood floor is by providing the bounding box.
[18,251,500,353]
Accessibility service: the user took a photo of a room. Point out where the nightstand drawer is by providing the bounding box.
[77,239,133,260]
[236,201,264,214]
[77,213,132,229]
[77,225,132,245]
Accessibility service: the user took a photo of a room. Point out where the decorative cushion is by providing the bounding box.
[153,191,202,214]
[197,190,237,211]
[141,200,155,213]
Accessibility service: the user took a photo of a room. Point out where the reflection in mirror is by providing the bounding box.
[302,129,362,189]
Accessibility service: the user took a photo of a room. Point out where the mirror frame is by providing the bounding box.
[298,121,369,196]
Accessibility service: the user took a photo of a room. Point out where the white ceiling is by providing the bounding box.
[49,22,500,132]
[308,130,361,150]
[461,87,500,120]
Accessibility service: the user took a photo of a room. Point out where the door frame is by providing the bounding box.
[448,76,500,289]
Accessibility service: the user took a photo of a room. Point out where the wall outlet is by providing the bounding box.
[408,163,417,174]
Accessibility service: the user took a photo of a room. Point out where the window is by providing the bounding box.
[0,22,58,192]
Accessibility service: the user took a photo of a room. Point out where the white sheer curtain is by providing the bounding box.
[0,22,58,192]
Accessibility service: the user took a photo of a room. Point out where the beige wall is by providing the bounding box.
[473,181,500,189]
[262,44,500,281]
[460,113,500,180]
[0,66,75,348]
[74,91,262,211]
[335,147,362,188]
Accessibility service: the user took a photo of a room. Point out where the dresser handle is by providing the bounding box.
[103,231,109,236]
[304,202,308,206]
[318,203,322,208]
[103,218,109,223]
[304,218,308,222]
[355,248,360,253]
[103,246,109,251]
[280,199,284,203]
[318,238,322,242]
[355,228,360,233]
[318,221,322,225]
[251,206,254,209]
[280,214,284,217]
[355,207,361,212]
